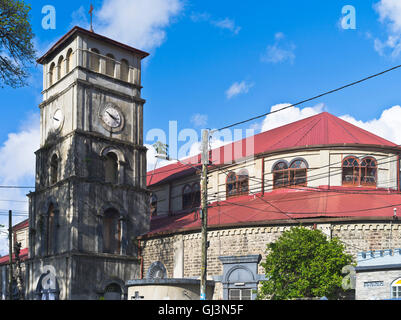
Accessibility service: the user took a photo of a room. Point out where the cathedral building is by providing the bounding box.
[1,26,401,300]
[23,26,150,300]
[141,112,401,300]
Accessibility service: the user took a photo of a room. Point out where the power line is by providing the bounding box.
[214,64,401,132]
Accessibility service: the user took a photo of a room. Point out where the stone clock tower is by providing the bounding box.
[25,26,150,300]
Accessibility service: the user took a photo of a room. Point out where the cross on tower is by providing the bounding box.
[89,3,94,32]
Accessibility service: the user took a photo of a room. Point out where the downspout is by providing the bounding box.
[261,157,265,196]
[138,239,144,279]
[397,155,400,192]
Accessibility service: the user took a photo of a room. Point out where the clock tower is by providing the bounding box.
[25,26,150,300]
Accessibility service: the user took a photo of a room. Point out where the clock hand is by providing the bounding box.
[106,111,118,121]
[53,117,59,121]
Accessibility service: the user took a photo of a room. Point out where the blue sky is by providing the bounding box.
[1,0,401,254]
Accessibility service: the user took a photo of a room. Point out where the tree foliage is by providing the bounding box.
[0,0,36,88]
[257,226,353,300]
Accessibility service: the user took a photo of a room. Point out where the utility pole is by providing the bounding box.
[8,210,12,300]
[200,129,209,300]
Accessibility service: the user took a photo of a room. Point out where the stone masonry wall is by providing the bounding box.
[140,221,401,299]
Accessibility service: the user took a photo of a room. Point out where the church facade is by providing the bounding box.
[24,26,150,300]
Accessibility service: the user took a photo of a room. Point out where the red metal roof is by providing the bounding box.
[0,248,28,265]
[12,219,28,232]
[143,187,401,237]
[147,112,400,186]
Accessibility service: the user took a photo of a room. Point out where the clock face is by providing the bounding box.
[102,106,122,128]
[52,109,63,130]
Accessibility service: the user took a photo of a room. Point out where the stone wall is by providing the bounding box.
[139,220,401,299]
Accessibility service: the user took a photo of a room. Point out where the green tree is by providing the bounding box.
[257,226,353,300]
[0,0,36,88]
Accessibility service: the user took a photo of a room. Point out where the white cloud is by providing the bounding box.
[261,32,296,64]
[225,81,254,99]
[340,105,401,144]
[373,0,401,58]
[212,18,241,35]
[0,113,39,256]
[260,103,325,132]
[261,43,296,64]
[190,113,208,127]
[94,0,184,52]
[190,11,241,35]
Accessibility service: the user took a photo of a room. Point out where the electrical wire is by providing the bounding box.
[214,63,401,132]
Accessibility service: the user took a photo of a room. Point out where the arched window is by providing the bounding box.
[192,182,201,207]
[342,156,360,185]
[238,170,249,195]
[47,204,55,255]
[226,172,238,198]
[50,154,58,185]
[360,157,377,186]
[104,283,122,300]
[49,62,55,86]
[103,208,121,254]
[182,184,193,210]
[66,48,73,74]
[226,170,249,198]
[391,278,401,299]
[106,54,115,77]
[273,161,289,189]
[120,59,129,82]
[104,152,118,184]
[150,194,157,217]
[289,159,308,186]
[57,55,64,80]
[182,183,201,210]
[89,48,100,72]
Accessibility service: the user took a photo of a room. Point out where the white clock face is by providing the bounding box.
[102,106,122,128]
[52,109,63,130]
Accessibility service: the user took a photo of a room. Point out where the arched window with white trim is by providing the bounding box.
[289,159,308,186]
[273,161,289,189]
